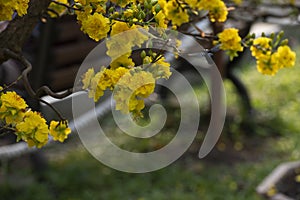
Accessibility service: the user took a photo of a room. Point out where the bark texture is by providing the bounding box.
[0,0,52,63]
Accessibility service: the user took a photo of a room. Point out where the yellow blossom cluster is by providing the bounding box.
[0,89,71,148]
[49,120,71,142]
[82,67,130,101]
[16,111,49,148]
[164,0,189,27]
[142,55,172,79]
[0,91,27,124]
[74,0,110,41]
[198,0,228,22]
[154,11,167,29]
[0,0,29,21]
[250,37,296,75]
[217,28,244,60]
[114,69,156,116]
[82,53,172,116]
[80,13,110,42]
[71,0,231,40]
[73,0,229,118]
[217,29,296,75]
[156,0,229,26]
[107,21,148,61]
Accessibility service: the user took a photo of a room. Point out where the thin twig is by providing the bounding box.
[182,30,217,40]
[51,0,83,11]
[107,15,146,26]
[47,8,60,18]
[3,49,36,97]
[1,74,23,91]
[3,49,71,121]
[35,86,74,99]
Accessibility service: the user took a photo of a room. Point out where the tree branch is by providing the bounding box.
[3,48,71,121]
[0,0,52,63]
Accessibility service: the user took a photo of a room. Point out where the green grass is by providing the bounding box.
[1,47,300,200]
[0,149,280,200]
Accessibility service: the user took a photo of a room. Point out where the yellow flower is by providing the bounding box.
[81,13,110,41]
[75,4,92,22]
[249,37,295,75]
[114,69,155,115]
[274,45,296,68]
[198,0,228,22]
[106,67,130,85]
[16,111,49,148]
[111,21,132,36]
[155,11,167,29]
[0,2,15,21]
[92,70,106,101]
[97,67,129,90]
[0,0,29,20]
[145,56,172,79]
[165,0,189,26]
[84,67,130,102]
[256,53,279,76]
[123,9,134,18]
[129,97,145,115]
[15,0,29,16]
[250,37,272,59]
[130,28,149,47]
[218,28,243,51]
[0,91,27,124]
[110,54,135,69]
[209,1,228,22]
[110,22,148,47]
[158,0,168,10]
[107,22,148,65]
[74,0,106,23]
[130,71,155,98]
[218,28,244,60]
[82,68,95,89]
[114,88,133,113]
[106,38,132,60]
[50,120,71,142]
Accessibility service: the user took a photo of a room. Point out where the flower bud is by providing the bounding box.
[109,7,115,13]
[141,50,147,58]
[280,39,289,46]
[154,4,161,13]
[151,0,158,6]
[139,11,146,19]
[129,19,134,26]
